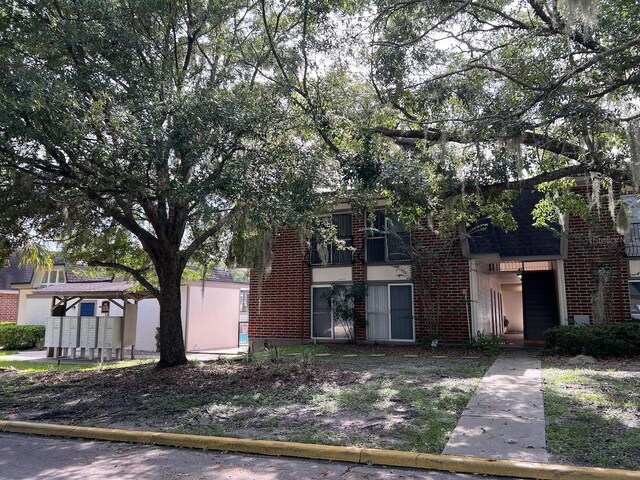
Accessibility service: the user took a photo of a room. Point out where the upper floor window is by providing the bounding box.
[366,211,411,262]
[626,223,640,257]
[310,213,353,265]
[41,270,65,286]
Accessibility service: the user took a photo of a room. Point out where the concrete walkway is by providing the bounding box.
[443,349,548,463]
[0,349,245,364]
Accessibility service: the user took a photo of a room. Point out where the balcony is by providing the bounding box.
[310,236,353,265]
[626,223,640,257]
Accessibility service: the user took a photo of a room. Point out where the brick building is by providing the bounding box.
[249,181,636,350]
[0,254,33,322]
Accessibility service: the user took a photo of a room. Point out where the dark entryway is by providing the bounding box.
[522,270,560,341]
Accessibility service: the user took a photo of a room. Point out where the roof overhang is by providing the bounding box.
[30,282,153,301]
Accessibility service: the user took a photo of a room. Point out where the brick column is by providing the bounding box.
[352,209,367,341]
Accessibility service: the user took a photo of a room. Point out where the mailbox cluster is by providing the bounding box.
[45,316,125,360]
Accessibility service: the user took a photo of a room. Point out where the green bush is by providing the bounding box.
[467,332,505,356]
[544,323,640,358]
[0,324,46,350]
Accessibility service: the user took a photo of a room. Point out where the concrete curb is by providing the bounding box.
[1,421,638,480]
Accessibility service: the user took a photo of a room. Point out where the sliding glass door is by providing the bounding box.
[312,286,349,339]
[390,285,413,340]
[366,284,414,341]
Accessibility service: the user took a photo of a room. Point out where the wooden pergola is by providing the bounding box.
[33,282,154,360]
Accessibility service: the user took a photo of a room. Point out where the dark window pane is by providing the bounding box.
[366,237,385,262]
[630,282,640,304]
[332,237,353,264]
[333,214,352,237]
[390,285,413,340]
[313,288,332,338]
[387,232,411,261]
[310,237,324,265]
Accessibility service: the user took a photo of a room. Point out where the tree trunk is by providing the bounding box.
[156,259,188,368]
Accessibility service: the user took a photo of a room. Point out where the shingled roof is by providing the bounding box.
[467,190,562,258]
[0,254,34,290]
[65,268,114,283]
[205,268,249,284]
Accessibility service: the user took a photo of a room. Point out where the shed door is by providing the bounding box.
[80,302,96,317]
[522,271,559,341]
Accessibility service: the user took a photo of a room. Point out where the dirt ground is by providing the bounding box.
[0,345,491,454]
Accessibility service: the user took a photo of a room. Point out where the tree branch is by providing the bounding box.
[88,260,160,296]
[180,206,240,268]
[371,127,584,161]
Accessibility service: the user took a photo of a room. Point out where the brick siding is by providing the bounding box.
[249,213,473,346]
[564,185,630,323]
[249,189,632,347]
[0,292,19,322]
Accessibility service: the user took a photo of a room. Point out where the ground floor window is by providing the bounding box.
[366,284,414,341]
[629,281,640,321]
[311,286,349,339]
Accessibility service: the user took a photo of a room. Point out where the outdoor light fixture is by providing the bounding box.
[516,261,525,280]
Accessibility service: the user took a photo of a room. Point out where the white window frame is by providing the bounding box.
[365,283,415,342]
[311,284,352,340]
[41,269,66,286]
[364,211,412,263]
[628,280,640,320]
[310,213,353,266]
[387,283,415,342]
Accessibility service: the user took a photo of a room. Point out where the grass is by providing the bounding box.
[542,357,640,470]
[0,351,18,356]
[0,358,154,372]
[0,345,490,454]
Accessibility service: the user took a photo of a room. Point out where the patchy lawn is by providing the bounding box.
[0,358,153,373]
[542,357,640,470]
[0,345,490,454]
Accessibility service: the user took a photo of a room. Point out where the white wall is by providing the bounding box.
[502,286,523,332]
[135,298,160,351]
[473,269,502,335]
[17,282,245,353]
[185,283,242,351]
[18,290,50,326]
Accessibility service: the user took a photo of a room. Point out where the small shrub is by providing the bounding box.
[421,334,439,348]
[265,346,283,364]
[298,349,315,367]
[544,323,640,358]
[242,350,255,363]
[0,324,46,350]
[468,332,505,356]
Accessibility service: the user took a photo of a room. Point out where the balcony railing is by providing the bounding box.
[626,223,640,257]
[310,236,353,265]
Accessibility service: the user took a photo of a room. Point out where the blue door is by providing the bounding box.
[80,303,96,316]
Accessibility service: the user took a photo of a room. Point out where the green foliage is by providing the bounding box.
[544,324,640,358]
[321,283,368,342]
[467,332,505,356]
[532,179,591,229]
[0,0,334,366]
[0,324,45,350]
[264,346,284,364]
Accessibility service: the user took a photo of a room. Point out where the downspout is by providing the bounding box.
[301,256,305,345]
[617,254,623,323]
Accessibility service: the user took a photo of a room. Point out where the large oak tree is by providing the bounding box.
[0,0,333,367]
[253,0,640,227]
